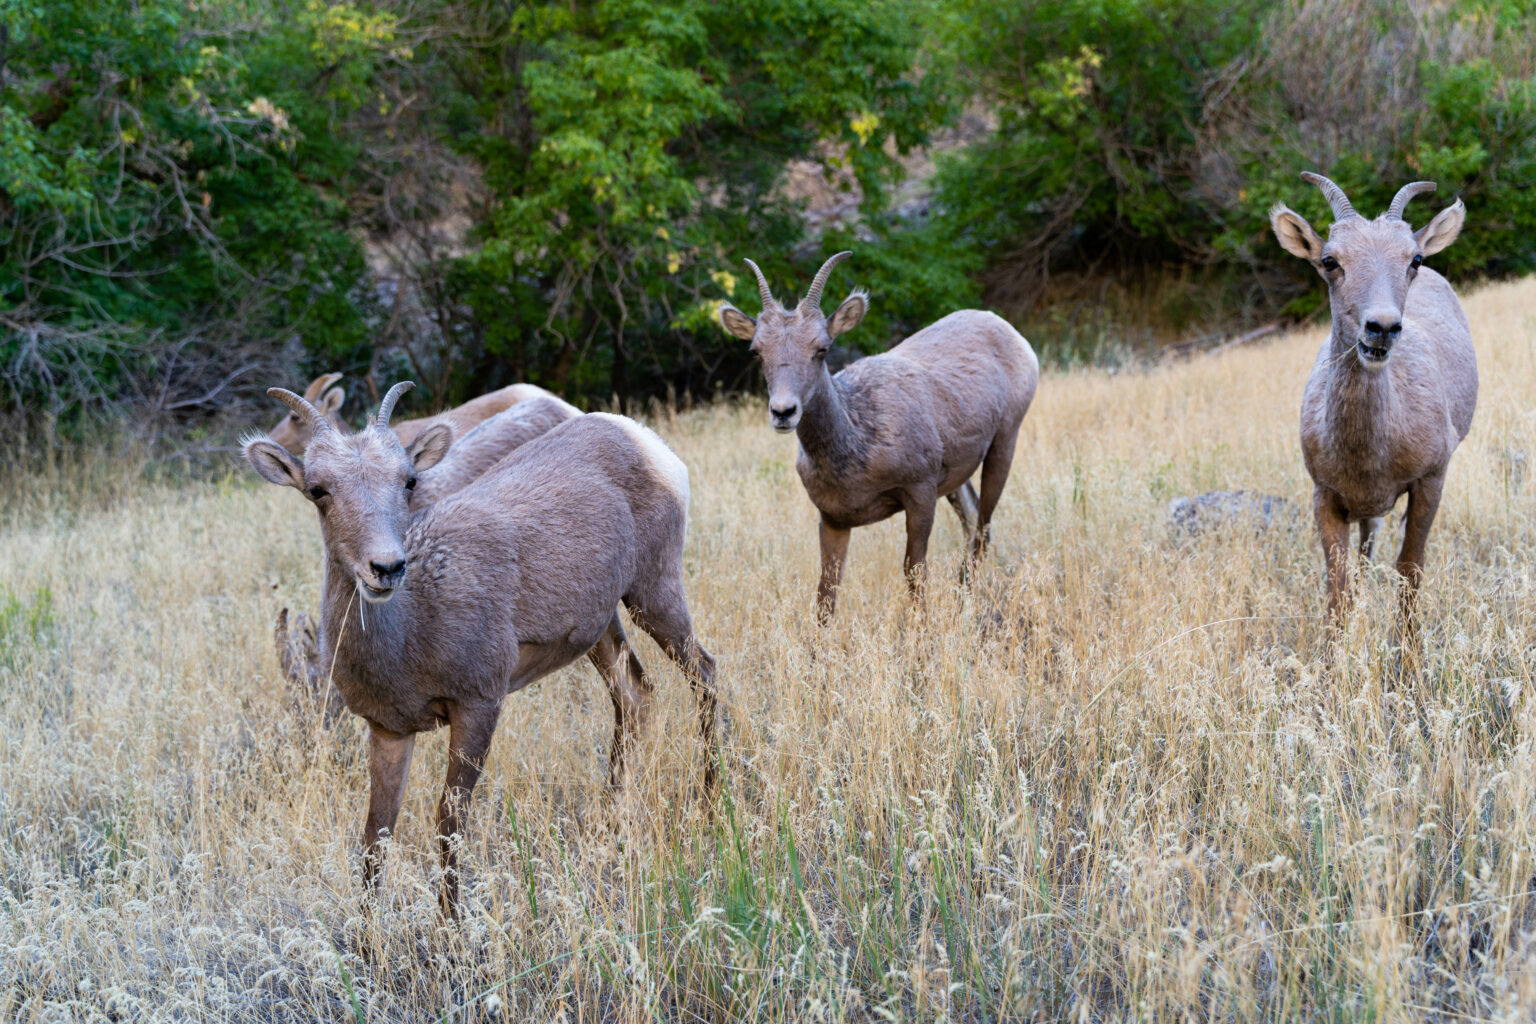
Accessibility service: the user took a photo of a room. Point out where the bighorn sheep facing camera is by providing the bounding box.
[245,383,717,914]
[273,394,583,717]
[718,251,1038,621]
[268,371,556,456]
[1270,173,1477,628]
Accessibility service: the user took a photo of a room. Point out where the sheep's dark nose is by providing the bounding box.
[770,402,798,422]
[371,559,406,583]
[1364,317,1402,339]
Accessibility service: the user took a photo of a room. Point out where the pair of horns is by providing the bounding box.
[1300,172,1438,222]
[742,250,853,313]
[268,380,413,433]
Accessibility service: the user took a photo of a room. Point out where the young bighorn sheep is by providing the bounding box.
[272,394,584,718]
[718,252,1039,621]
[245,383,717,914]
[1271,173,1477,627]
[269,372,556,456]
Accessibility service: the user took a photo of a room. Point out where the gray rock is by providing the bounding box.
[1168,490,1298,535]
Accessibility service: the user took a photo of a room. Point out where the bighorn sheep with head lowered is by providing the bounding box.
[245,383,717,914]
[718,251,1038,621]
[269,372,557,456]
[273,393,585,717]
[1270,173,1477,628]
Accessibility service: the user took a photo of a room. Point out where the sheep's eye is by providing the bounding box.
[405,476,417,491]
[1410,254,1423,269]
[1321,255,1340,272]
[307,486,328,501]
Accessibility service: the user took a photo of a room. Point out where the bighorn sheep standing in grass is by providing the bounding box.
[718,251,1039,621]
[269,371,556,456]
[1271,173,1477,628]
[245,383,717,914]
[273,394,584,716]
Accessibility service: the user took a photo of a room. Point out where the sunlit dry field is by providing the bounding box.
[3,278,1536,1022]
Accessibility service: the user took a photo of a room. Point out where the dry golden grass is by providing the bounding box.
[3,278,1536,1022]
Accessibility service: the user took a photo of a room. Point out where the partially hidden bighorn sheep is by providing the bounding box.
[717,251,1039,620]
[268,373,346,454]
[269,372,557,455]
[1270,173,1477,627]
[246,383,717,914]
[273,394,584,717]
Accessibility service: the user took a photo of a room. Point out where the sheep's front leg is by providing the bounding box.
[1397,473,1444,636]
[363,725,416,897]
[816,517,851,625]
[1313,485,1353,631]
[437,703,502,917]
[902,490,939,597]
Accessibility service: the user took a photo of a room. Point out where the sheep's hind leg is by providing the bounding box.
[1358,516,1384,560]
[971,427,1021,566]
[586,611,652,791]
[624,581,719,801]
[946,483,980,584]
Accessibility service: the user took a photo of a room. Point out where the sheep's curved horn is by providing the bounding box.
[375,381,415,428]
[302,372,343,403]
[1300,172,1358,221]
[743,258,775,312]
[1386,180,1436,221]
[801,250,852,312]
[267,387,331,433]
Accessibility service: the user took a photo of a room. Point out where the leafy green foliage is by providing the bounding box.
[932,0,1536,339]
[433,0,956,402]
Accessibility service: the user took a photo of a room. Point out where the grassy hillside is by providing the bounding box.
[2,277,1535,1021]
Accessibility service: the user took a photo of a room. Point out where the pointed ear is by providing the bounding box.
[407,422,453,472]
[1270,203,1325,262]
[244,438,306,489]
[317,386,345,416]
[826,291,868,338]
[1415,198,1465,257]
[718,303,757,341]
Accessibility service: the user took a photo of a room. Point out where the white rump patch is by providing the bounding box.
[590,412,690,509]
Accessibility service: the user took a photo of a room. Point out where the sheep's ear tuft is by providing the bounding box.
[244,438,306,489]
[826,291,868,338]
[718,303,758,341]
[408,422,453,472]
[1416,198,1465,257]
[1270,203,1325,263]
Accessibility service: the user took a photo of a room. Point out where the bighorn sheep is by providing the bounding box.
[273,394,584,717]
[269,371,557,455]
[717,251,1039,621]
[1270,173,1477,627]
[245,383,717,913]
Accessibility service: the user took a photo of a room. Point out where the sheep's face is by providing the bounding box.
[1272,192,1465,371]
[245,423,452,603]
[720,294,868,433]
[268,374,346,456]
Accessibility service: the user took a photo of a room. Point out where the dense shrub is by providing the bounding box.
[930,0,1536,353]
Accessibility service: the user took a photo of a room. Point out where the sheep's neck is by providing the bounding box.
[319,550,407,671]
[1323,332,1397,454]
[795,366,867,474]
